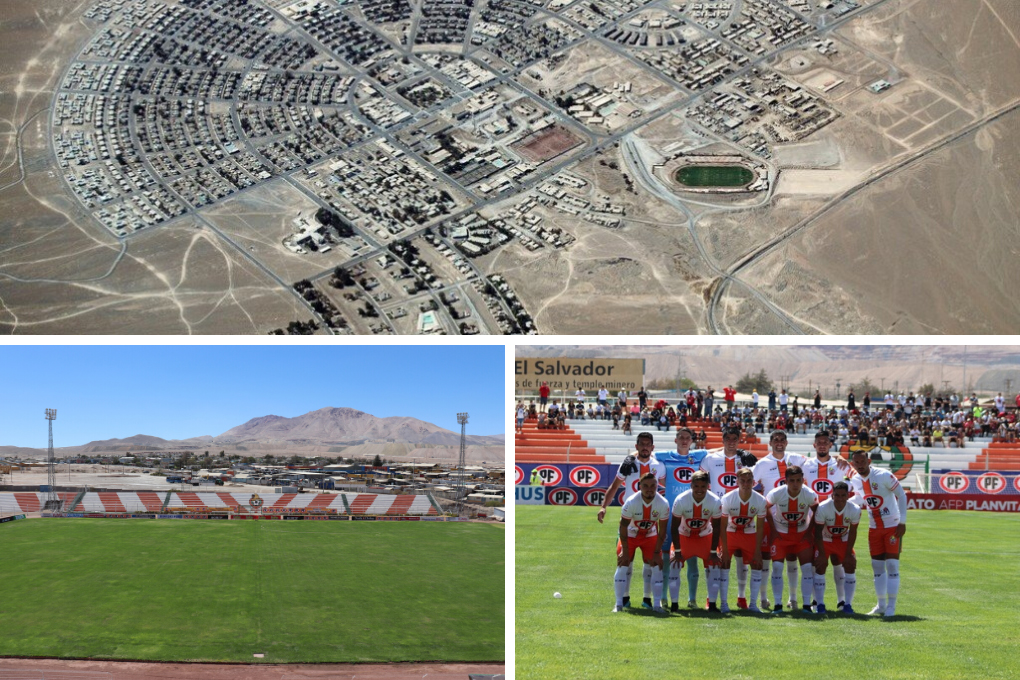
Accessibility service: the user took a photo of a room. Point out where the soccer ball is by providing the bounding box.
[553,592,562,599]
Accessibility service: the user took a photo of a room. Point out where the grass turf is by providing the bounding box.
[675,165,754,187]
[516,507,1020,680]
[0,518,503,663]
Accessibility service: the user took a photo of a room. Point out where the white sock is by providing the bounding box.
[719,568,730,605]
[800,563,814,606]
[707,566,721,603]
[787,560,798,601]
[643,563,652,598]
[625,564,633,598]
[736,559,748,598]
[834,564,846,603]
[885,558,900,612]
[614,566,629,607]
[844,572,857,606]
[652,566,664,608]
[750,566,762,606]
[771,561,784,606]
[813,573,826,606]
[760,570,771,606]
[668,562,681,604]
[872,559,887,608]
[661,554,671,603]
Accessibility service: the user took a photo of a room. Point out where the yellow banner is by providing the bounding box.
[515,358,644,392]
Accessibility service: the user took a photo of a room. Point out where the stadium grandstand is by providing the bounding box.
[514,390,1020,494]
[0,491,442,517]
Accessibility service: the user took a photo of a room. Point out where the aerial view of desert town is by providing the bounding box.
[0,0,1016,334]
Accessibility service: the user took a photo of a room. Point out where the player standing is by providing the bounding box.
[848,449,907,617]
[599,432,666,609]
[812,481,860,614]
[661,427,710,612]
[802,430,851,607]
[614,473,670,612]
[700,427,759,608]
[765,466,819,613]
[670,471,723,610]
[752,430,807,608]
[720,468,767,612]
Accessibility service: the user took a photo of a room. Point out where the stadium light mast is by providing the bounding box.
[456,413,469,504]
[45,409,58,510]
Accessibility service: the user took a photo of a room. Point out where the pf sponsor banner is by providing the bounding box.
[907,493,1020,512]
[516,484,627,506]
[516,464,617,490]
[932,470,1020,495]
[515,357,644,391]
[351,516,377,521]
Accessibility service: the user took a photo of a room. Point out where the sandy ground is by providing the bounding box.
[773,169,866,195]
[0,658,504,679]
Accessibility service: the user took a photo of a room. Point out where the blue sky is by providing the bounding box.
[0,345,505,447]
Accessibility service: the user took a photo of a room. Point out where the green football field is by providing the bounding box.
[0,518,504,663]
[516,507,1020,680]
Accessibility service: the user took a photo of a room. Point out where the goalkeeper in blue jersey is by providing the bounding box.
[658,427,708,612]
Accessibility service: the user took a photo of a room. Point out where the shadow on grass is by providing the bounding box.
[614,608,924,622]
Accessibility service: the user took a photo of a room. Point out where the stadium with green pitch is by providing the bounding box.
[517,507,1019,680]
[0,519,503,663]
[674,164,755,187]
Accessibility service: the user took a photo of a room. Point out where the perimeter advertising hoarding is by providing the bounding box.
[515,357,644,391]
[930,470,1020,495]
[907,493,1020,512]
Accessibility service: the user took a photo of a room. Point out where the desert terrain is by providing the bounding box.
[0,0,1016,334]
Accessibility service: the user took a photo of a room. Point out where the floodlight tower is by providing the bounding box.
[45,409,58,509]
[456,412,469,502]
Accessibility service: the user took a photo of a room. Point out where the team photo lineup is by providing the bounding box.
[600,425,904,617]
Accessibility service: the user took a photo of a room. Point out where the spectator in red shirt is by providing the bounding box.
[539,382,550,412]
[724,386,736,411]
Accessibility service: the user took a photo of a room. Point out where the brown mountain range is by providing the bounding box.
[1,407,504,464]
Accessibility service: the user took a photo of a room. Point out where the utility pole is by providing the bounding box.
[962,345,968,395]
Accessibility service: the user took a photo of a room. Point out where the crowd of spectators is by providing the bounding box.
[517,382,1020,449]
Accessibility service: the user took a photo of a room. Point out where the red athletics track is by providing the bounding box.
[0,658,504,679]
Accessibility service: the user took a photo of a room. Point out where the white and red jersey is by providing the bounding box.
[700,453,744,496]
[752,453,807,491]
[616,454,667,496]
[801,457,848,500]
[720,489,767,534]
[814,498,861,543]
[848,467,905,529]
[765,486,818,535]
[620,492,670,539]
[671,490,722,538]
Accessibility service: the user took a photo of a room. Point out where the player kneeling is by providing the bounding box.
[614,473,670,612]
[670,471,723,611]
[812,482,860,614]
[720,468,766,613]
